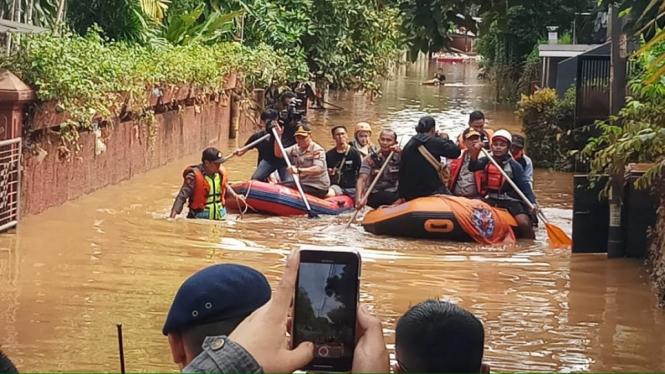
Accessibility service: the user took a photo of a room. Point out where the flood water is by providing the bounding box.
[1,59,664,372]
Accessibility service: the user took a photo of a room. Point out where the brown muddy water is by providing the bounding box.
[1,60,664,373]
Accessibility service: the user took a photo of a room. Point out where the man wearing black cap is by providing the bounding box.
[163,264,271,371]
[510,134,533,189]
[170,148,230,220]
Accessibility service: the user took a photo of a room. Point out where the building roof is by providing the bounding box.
[0,19,48,34]
[538,44,601,58]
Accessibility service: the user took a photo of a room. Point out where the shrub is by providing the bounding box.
[516,87,575,171]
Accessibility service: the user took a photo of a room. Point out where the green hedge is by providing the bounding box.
[0,28,304,131]
[516,88,576,171]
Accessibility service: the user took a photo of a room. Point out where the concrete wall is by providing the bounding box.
[21,99,233,216]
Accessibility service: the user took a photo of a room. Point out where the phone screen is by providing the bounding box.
[293,250,360,372]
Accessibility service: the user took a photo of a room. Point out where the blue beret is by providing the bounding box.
[162,264,271,335]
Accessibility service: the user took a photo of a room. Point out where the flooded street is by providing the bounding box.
[1,60,664,372]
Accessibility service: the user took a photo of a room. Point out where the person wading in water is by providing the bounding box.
[170,148,230,220]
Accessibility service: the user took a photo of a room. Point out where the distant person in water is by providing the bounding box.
[423,68,446,85]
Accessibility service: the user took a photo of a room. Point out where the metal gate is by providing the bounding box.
[575,55,611,127]
[0,138,21,232]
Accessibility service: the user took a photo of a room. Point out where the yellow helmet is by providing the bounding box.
[354,122,372,135]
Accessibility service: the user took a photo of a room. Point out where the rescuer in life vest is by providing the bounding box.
[467,130,539,239]
[448,128,485,199]
[457,111,494,151]
[170,148,230,220]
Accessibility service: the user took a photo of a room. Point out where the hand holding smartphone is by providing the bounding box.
[292,248,362,373]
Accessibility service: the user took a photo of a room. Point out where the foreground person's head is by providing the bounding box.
[394,300,489,373]
[163,264,271,370]
[0,350,18,373]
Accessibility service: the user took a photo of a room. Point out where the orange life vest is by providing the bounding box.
[447,152,483,194]
[481,160,512,194]
[183,165,229,210]
[458,128,494,150]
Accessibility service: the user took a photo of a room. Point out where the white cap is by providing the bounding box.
[492,129,512,144]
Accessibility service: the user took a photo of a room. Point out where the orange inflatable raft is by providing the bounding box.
[362,195,518,244]
[226,181,354,216]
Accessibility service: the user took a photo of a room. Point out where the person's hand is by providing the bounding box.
[389,198,405,207]
[352,305,390,373]
[531,204,540,214]
[228,249,314,373]
[355,197,366,210]
[436,131,449,140]
[288,166,299,175]
[271,120,284,136]
[389,144,401,154]
[233,148,242,156]
[328,167,336,176]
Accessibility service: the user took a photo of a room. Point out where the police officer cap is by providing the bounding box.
[162,264,271,335]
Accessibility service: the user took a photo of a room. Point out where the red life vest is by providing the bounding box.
[448,151,483,195]
[183,165,229,210]
[482,160,511,194]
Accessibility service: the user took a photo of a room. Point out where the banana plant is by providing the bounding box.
[162,2,245,45]
[140,0,171,23]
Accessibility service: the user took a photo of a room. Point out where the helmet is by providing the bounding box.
[492,129,512,144]
[354,122,372,135]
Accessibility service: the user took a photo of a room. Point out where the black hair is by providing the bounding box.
[279,91,297,104]
[379,129,397,141]
[469,111,485,123]
[415,116,436,134]
[331,125,347,136]
[0,350,18,373]
[395,300,485,373]
[181,316,248,357]
[260,109,279,122]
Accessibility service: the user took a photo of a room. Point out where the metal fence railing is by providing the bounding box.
[0,138,21,232]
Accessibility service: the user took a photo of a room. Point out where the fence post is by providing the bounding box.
[0,69,34,231]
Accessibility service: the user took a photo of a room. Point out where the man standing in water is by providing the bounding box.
[274,123,331,198]
[326,125,362,198]
[356,129,401,209]
[457,111,494,150]
[170,148,230,220]
[398,116,460,202]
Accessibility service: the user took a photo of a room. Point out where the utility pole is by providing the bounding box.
[607,4,628,259]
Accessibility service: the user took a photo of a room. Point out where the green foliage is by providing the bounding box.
[392,0,477,61]
[0,28,299,158]
[581,39,665,190]
[66,0,159,43]
[162,3,244,45]
[235,0,405,93]
[516,88,576,171]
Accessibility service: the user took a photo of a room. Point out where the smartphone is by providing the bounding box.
[292,248,361,372]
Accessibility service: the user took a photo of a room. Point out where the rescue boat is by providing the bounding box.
[226,180,354,216]
[361,195,518,244]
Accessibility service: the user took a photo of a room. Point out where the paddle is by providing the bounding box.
[480,148,572,247]
[271,127,319,219]
[224,133,271,162]
[346,150,396,228]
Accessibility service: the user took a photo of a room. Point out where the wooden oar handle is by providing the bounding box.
[225,133,271,161]
[271,127,314,212]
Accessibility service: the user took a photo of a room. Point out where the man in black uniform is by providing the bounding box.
[326,125,362,198]
[398,116,461,202]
